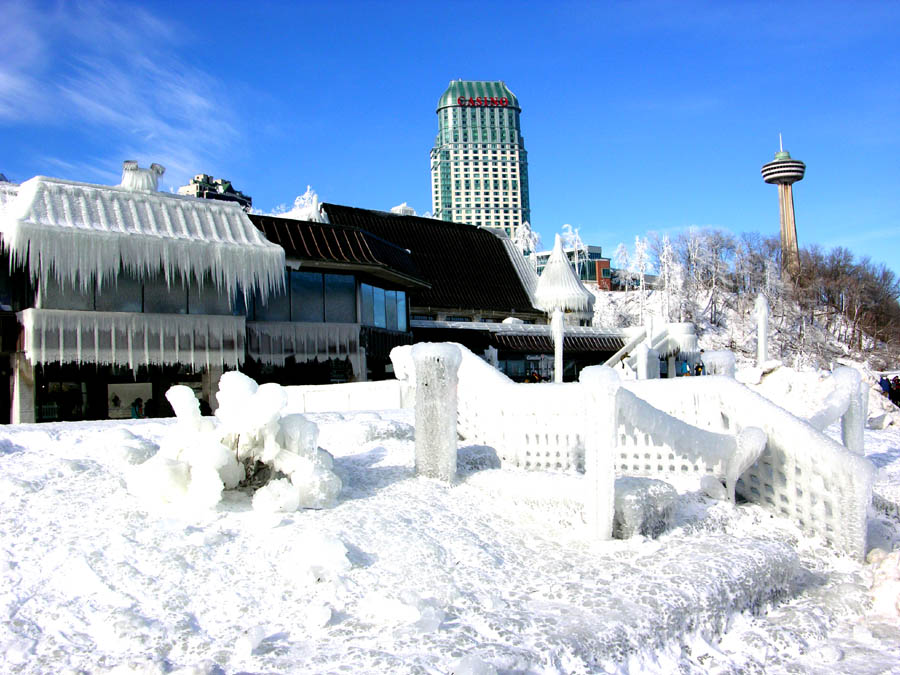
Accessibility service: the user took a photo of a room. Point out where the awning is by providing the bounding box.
[19,308,245,370]
[1,176,285,303]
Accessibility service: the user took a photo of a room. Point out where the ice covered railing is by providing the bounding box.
[802,366,868,455]
[392,343,764,490]
[603,321,700,374]
[626,376,874,559]
[393,343,587,472]
[391,343,875,558]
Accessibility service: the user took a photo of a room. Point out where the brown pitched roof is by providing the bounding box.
[249,213,427,289]
[321,203,540,316]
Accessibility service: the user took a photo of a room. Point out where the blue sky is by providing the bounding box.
[2,1,898,275]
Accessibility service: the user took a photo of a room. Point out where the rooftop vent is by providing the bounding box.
[119,160,165,192]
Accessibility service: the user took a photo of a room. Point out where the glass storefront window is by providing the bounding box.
[385,290,397,330]
[397,292,407,332]
[324,274,356,323]
[373,287,386,328]
[37,277,94,311]
[360,283,374,326]
[97,270,143,312]
[188,276,233,315]
[255,272,291,322]
[291,271,324,322]
[143,274,188,314]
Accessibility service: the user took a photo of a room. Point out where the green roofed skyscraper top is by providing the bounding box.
[430,80,531,239]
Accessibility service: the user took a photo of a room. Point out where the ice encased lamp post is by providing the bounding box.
[534,234,595,382]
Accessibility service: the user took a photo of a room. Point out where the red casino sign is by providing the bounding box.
[457,96,509,108]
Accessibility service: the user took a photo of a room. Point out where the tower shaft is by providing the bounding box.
[778,183,801,280]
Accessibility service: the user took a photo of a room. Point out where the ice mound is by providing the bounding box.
[867,548,900,619]
[613,476,678,538]
[127,375,341,513]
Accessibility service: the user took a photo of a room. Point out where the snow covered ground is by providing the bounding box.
[2,380,900,673]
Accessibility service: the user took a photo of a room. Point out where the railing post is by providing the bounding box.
[841,371,867,455]
[580,365,619,540]
[412,343,462,481]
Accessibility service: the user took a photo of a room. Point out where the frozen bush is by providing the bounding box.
[128,376,341,513]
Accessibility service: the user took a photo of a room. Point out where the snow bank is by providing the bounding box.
[127,375,341,513]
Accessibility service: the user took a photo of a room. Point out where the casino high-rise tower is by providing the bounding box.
[430,80,530,238]
[761,136,805,281]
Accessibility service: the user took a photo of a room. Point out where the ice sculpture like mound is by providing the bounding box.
[127,375,341,513]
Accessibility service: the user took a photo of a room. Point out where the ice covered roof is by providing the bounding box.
[0,175,285,302]
[534,234,595,313]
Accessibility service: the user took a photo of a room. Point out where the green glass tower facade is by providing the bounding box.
[430,80,530,238]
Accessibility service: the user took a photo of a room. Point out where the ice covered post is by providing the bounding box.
[635,343,660,380]
[411,343,462,481]
[534,234,595,383]
[755,294,769,368]
[837,367,867,455]
[579,365,619,540]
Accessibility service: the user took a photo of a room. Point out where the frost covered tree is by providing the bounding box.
[658,234,675,321]
[631,236,649,324]
[513,220,541,270]
[561,223,586,280]
[613,242,631,290]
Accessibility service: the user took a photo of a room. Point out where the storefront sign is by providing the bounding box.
[457,96,509,108]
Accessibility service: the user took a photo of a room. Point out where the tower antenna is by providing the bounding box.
[779,133,783,152]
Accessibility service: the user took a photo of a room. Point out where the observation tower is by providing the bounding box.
[761,136,805,281]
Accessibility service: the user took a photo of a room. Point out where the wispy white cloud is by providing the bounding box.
[823,228,900,250]
[1,1,242,189]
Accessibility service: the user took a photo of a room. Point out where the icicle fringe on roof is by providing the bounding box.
[0,176,285,303]
[534,234,595,313]
[19,309,245,370]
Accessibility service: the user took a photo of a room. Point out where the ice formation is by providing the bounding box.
[0,174,284,304]
[534,233,594,382]
[19,308,245,369]
[275,186,328,223]
[118,160,165,192]
[804,366,868,455]
[703,350,736,377]
[127,374,341,513]
[613,476,678,538]
[411,343,461,482]
[246,321,361,375]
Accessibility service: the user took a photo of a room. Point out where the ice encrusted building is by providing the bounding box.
[0,165,432,423]
[0,165,702,422]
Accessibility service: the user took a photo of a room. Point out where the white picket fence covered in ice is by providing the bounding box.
[390,343,875,559]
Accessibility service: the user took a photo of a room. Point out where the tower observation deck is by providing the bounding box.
[761,138,805,281]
